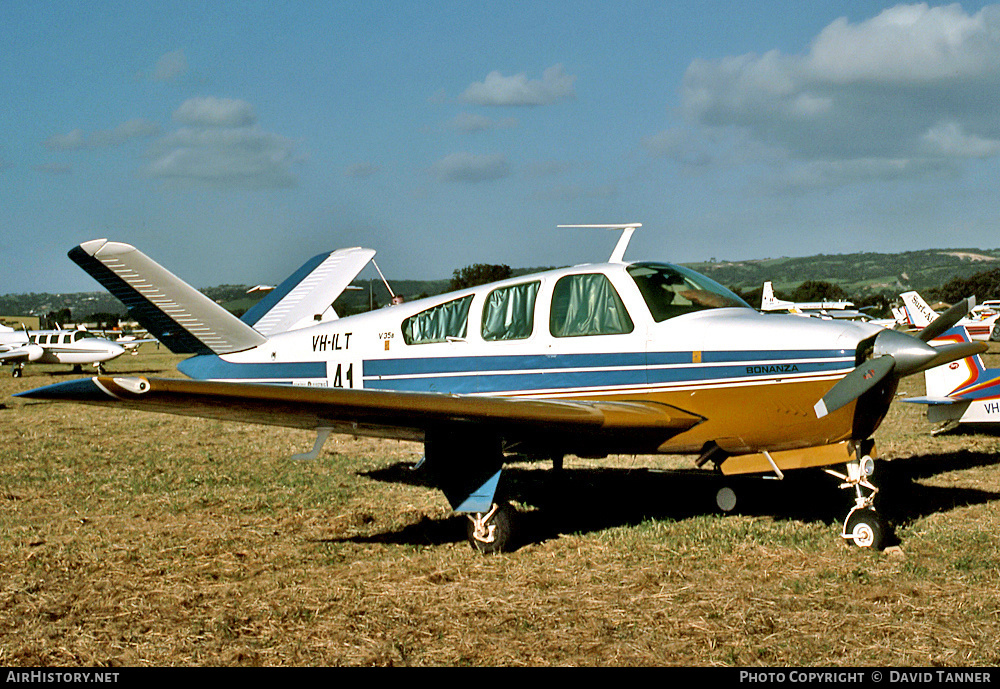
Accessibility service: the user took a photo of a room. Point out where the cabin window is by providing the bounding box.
[549,273,634,337]
[402,295,474,345]
[482,281,540,341]
[626,262,749,323]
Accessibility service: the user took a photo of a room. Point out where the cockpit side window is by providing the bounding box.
[402,295,474,345]
[482,281,540,341]
[549,273,634,338]
[627,262,749,322]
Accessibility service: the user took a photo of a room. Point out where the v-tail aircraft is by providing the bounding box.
[904,325,1000,432]
[18,226,987,552]
[0,324,125,377]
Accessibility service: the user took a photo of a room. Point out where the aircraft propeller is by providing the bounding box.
[814,296,985,419]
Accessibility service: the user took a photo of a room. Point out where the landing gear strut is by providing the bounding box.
[466,501,516,554]
[825,443,887,549]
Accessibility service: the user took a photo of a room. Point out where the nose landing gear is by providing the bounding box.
[825,447,887,550]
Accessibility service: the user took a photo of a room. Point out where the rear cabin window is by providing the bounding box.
[549,273,634,337]
[627,262,749,322]
[402,295,474,345]
[482,281,540,341]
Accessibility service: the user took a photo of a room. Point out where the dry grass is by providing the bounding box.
[2,346,1000,666]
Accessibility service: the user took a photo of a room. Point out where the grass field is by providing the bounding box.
[2,346,1000,666]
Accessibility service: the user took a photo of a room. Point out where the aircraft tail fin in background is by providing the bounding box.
[240,247,375,336]
[900,291,938,329]
[760,281,792,312]
[922,326,987,399]
[69,239,269,356]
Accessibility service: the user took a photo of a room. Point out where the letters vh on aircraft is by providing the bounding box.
[18,225,986,552]
[904,324,1000,432]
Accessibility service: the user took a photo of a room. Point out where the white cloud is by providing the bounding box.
[146,126,299,188]
[45,119,160,151]
[922,120,1000,158]
[430,152,510,183]
[144,96,301,189]
[174,97,257,127]
[151,49,188,82]
[459,64,575,106]
[677,3,1000,188]
[806,4,997,83]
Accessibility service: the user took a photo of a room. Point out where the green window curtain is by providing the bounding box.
[550,274,634,338]
[402,295,474,344]
[482,281,540,341]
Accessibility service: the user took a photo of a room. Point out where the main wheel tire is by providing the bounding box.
[467,502,515,554]
[845,509,885,549]
[716,486,737,513]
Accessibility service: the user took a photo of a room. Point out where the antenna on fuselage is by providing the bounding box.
[370,258,396,299]
[557,223,641,263]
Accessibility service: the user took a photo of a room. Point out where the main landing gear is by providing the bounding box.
[466,501,516,554]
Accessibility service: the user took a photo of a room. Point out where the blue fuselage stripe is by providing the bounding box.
[179,350,853,394]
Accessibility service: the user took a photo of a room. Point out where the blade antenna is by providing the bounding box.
[557,223,642,263]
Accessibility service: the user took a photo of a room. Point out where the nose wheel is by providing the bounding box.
[825,445,887,549]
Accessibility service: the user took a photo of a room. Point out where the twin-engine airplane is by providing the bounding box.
[18,225,987,552]
[0,324,125,377]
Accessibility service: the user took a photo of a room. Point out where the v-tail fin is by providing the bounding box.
[240,247,375,336]
[69,239,268,355]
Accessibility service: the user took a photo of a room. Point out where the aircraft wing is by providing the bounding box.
[0,347,30,362]
[17,376,704,446]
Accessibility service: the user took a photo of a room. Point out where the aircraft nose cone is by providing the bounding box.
[872,328,939,376]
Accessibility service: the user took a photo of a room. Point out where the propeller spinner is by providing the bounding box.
[814,296,986,419]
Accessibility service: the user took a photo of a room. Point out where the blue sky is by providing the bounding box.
[4,1,1000,294]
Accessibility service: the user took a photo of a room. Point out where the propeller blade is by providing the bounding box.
[916,341,989,374]
[814,355,895,419]
[917,296,975,342]
[813,322,989,419]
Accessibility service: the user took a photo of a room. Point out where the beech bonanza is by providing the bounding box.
[18,225,985,552]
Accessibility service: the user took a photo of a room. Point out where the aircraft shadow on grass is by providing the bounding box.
[334,452,1000,551]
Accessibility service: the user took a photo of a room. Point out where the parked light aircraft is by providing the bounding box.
[760,281,855,314]
[0,324,125,377]
[904,325,1000,431]
[761,281,905,328]
[18,226,986,552]
[901,291,999,342]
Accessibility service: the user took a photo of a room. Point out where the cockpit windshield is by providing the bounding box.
[627,262,750,323]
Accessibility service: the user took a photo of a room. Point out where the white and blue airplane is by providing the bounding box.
[0,323,125,377]
[18,225,986,552]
